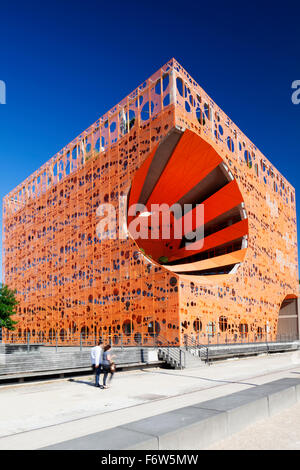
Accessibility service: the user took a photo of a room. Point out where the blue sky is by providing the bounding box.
[0,0,299,280]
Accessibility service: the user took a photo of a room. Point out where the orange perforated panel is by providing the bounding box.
[2,59,298,345]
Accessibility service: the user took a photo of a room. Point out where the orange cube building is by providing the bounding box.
[2,59,299,345]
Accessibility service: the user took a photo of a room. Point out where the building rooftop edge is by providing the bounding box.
[3,57,295,205]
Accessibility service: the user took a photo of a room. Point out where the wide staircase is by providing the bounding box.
[157,334,300,369]
[0,345,163,382]
[1,334,299,382]
[157,344,203,369]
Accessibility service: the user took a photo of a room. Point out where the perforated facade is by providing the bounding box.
[2,59,298,345]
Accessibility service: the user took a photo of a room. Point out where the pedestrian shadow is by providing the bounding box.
[68,378,96,387]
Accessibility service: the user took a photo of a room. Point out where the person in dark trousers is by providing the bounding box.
[101,344,115,389]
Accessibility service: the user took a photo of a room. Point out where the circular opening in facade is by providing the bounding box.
[134,332,142,344]
[127,127,248,279]
[219,316,228,332]
[193,319,202,332]
[148,321,160,337]
[122,320,133,336]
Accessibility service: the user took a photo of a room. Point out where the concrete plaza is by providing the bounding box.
[1,350,300,449]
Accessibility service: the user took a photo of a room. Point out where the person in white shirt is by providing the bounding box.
[90,341,103,387]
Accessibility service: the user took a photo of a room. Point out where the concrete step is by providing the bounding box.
[0,347,159,376]
[182,351,204,368]
[157,348,184,369]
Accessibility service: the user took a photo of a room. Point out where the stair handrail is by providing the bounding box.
[183,333,207,349]
[155,334,185,369]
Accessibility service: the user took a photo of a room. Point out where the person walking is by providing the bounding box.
[101,344,115,389]
[90,340,103,388]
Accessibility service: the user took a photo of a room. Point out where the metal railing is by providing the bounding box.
[0,330,181,349]
[183,332,299,348]
[1,328,299,350]
[182,333,300,365]
[155,334,185,369]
